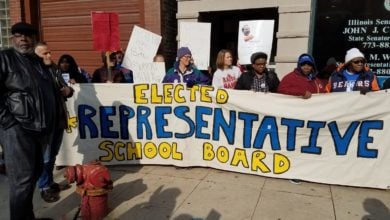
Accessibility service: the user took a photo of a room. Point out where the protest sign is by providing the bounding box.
[179,22,211,70]
[58,84,390,189]
[122,25,162,71]
[91,12,120,51]
[238,20,274,64]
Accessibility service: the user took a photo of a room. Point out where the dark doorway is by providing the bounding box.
[199,8,278,71]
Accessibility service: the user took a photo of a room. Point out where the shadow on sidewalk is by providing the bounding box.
[119,185,221,220]
[362,198,390,220]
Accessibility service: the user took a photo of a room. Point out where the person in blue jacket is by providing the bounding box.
[162,47,210,87]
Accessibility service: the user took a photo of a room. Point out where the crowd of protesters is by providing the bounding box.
[0,20,388,220]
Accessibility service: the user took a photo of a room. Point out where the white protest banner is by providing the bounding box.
[179,22,211,70]
[58,84,390,189]
[122,25,162,70]
[131,62,165,83]
[238,20,275,64]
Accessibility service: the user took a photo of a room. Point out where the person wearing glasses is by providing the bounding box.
[277,53,326,99]
[235,52,279,92]
[162,47,210,86]
[326,48,380,93]
[0,22,58,220]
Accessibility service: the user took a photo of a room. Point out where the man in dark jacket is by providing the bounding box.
[0,22,58,220]
[35,42,73,203]
[235,52,280,92]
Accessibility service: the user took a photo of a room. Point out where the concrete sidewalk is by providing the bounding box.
[1,165,390,220]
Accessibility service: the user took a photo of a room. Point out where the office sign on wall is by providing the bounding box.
[313,0,390,87]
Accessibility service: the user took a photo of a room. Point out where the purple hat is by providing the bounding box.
[177,47,192,59]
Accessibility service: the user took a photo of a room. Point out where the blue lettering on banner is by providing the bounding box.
[281,118,305,151]
[100,106,119,139]
[155,106,173,138]
[78,104,99,138]
[328,121,360,155]
[253,116,281,150]
[238,112,258,148]
[174,106,195,138]
[212,108,236,145]
[301,121,326,154]
[357,120,383,158]
[137,106,152,140]
[119,105,135,139]
[195,106,212,139]
[76,104,383,159]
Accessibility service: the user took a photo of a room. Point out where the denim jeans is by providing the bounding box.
[37,128,64,190]
[0,123,49,220]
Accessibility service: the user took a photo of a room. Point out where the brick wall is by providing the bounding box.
[9,0,22,24]
[143,0,161,35]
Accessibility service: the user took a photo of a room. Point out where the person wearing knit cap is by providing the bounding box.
[326,48,379,93]
[0,22,59,219]
[162,47,210,86]
[277,53,327,99]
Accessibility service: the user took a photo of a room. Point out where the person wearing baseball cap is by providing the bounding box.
[326,48,379,93]
[278,53,327,99]
[0,22,58,219]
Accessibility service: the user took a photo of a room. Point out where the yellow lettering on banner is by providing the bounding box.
[159,142,172,159]
[231,149,249,168]
[151,84,163,104]
[203,142,215,160]
[134,84,149,104]
[273,153,290,174]
[216,146,229,163]
[216,89,229,104]
[200,86,214,103]
[99,141,114,162]
[174,84,186,103]
[251,151,271,173]
[114,141,126,161]
[171,142,183,160]
[163,84,174,104]
[201,143,290,174]
[127,142,142,160]
[144,142,158,159]
[188,85,199,102]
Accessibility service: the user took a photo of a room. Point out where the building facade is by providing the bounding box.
[4,0,177,74]
[3,0,390,83]
[177,0,314,77]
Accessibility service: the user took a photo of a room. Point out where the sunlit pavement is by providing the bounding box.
[1,165,390,220]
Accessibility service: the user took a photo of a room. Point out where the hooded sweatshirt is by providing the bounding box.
[277,54,327,96]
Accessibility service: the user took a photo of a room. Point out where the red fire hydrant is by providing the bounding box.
[64,160,113,220]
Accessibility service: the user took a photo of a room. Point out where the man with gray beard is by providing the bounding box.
[0,22,57,220]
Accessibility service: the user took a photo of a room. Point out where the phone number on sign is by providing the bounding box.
[362,42,390,49]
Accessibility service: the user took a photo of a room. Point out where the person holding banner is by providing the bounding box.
[163,47,210,86]
[212,49,242,89]
[277,53,326,99]
[235,52,279,92]
[326,48,380,93]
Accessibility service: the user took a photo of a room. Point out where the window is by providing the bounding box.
[0,0,11,49]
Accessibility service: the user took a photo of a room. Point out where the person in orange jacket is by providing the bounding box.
[326,48,379,94]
